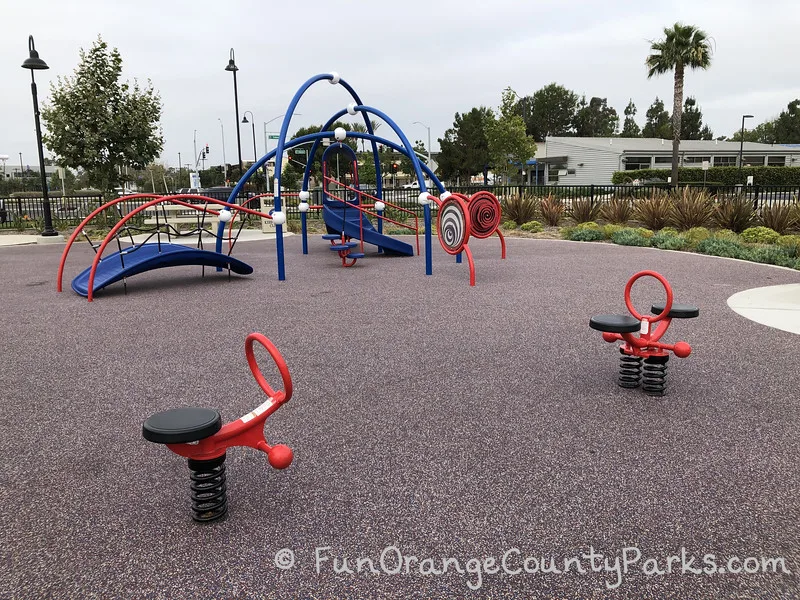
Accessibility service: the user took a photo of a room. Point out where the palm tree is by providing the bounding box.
[646,23,713,185]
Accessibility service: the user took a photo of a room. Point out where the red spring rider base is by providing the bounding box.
[142,333,294,522]
[589,270,699,396]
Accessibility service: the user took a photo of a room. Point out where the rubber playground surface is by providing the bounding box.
[2,235,799,599]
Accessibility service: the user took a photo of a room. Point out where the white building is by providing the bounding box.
[530,137,800,185]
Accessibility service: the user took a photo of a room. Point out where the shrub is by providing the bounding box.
[501,220,518,230]
[712,229,739,242]
[602,224,624,239]
[776,235,800,256]
[612,228,651,247]
[612,166,800,186]
[599,197,634,224]
[539,195,564,226]
[651,231,688,250]
[566,227,605,242]
[659,226,679,236]
[744,246,797,268]
[712,194,754,233]
[520,220,543,233]
[741,226,780,244]
[576,221,601,230]
[568,198,600,223]
[501,194,538,226]
[286,220,302,234]
[634,195,672,231]
[685,227,712,247]
[669,188,714,230]
[635,227,654,239]
[695,238,747,259]
[759,203,795,234]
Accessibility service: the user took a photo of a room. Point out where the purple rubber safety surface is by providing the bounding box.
[1,236,799,599]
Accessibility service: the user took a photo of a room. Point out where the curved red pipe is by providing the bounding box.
[84,195,272,301]
[57,193,161,292]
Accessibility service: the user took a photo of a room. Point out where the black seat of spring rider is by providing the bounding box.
[142,407,222,444]
[589,314,641,334]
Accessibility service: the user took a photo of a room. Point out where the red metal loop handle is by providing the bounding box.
[624,270,673,323]
[245,333,293,402]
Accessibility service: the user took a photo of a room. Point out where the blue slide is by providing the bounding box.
[322,202,413,256]
[71,243,253,297]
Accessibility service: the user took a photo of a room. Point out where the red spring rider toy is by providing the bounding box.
[142,333,294,523]
[589,270,699,396]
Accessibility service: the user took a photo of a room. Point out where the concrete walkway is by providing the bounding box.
[727,283,800,335]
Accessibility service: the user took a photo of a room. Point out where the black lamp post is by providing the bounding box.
[22,35,57,236]
[738,114,753,182]
[225,49,243,178]
[241,111,260,189]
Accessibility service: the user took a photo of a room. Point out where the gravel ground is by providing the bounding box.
[1,235,799,600]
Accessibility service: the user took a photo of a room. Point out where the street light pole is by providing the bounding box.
[242,111,260,190]
[739,114,753,182]
[263,113,301,193]
[21,35,57,236]
[413,121,432,186]
[225,49,243,177]
[193,130,198,169]
[218,118,227,182]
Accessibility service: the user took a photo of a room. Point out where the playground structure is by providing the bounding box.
[57,193,272,301]
[589,270,699,396]
[56,72,506,300]
[142,333,294,523]
[225,72,506,286]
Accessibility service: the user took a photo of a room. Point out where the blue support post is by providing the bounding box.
[301,212,308,254]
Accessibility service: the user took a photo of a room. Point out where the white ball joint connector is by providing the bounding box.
[298,190,310,213]
[271,211,286,226]
[374,201,386,212]
[418,192,431,205]
[334,127,347,142]
[329,72,340,85]
[218,208,233,222]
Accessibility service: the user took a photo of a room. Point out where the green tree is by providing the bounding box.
[573,96,619,137]
[485,88,537,184]
[522,83,579,139]
[41,36,164,199]
[437,107,492,182]
[642,97,672,138]
[729,120,777,143]
[621,100,641,137]
[774,99,800,143]
[646,22,713,184]
[680,96,713,140]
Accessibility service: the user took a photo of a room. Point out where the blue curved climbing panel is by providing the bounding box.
[71,243,253,297]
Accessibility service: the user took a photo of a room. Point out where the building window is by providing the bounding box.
[654,156,672,164]
[625,156,651,170]
[767,156,786,166]
[713,156,737,166]
[742,156,765,167]
[683,156,711,164]
[548,165,567,183]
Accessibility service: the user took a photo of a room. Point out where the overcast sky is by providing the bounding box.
[3,0,800,170]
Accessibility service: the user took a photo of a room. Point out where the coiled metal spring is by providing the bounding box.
[618,351,643,388]
[188,455,228,523]
[643,356,669,397]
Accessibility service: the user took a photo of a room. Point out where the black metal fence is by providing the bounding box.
[3,185,798,230]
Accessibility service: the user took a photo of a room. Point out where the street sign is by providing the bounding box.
[295,149,306,155]
[702,160,709,171]
[268,135,280,140]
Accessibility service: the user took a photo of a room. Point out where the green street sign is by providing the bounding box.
[295,149,306,154]
[268,135,280,140]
